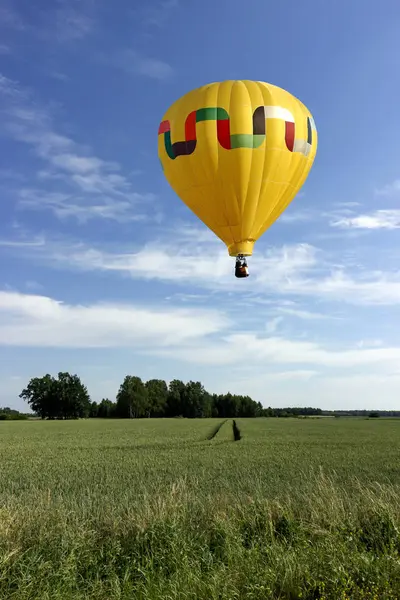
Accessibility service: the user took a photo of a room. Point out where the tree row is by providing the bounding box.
[9,372,396,421]
[18,372,266,419]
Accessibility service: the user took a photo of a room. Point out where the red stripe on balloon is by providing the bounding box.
[217,119,231,149]
[158,120,170,134]
[285,121,295,152]
[185,111,197,141]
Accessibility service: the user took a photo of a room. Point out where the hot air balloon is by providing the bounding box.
[157,80,317,278]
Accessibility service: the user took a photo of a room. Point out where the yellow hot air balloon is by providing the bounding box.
[158,80,317,278]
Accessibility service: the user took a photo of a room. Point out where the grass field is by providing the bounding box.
[1,417,400,599]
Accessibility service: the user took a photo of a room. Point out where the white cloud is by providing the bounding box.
[49,241,317,292]
[25,280,43,291]
[0,235,45,248]
[2,290,400,410]
[165,293,211,303]
[332,210,400,230]
[170,223,218,244]
[294,270,400,305]
[0,74,155,221]
[265,317,283,334]
[6,231,400,306]
[47,71,70,82]
[60,242,400,306]
[0,74,27,101]
[334,202,361,208]
[1,291,400,378]
[279,209,317,223]
[0,291,228,348]
[0,1,94,43]
[133,56,174,80]
[375,180,400,196]
[50,154,110,174]
[113,50,174,81]
[17,188,151,223]
[52,4,94,42]
[275,307,334,320]
[140,0,178,28]
[278,204,362,226]
[356,339,383,348]
[158,332,400,372]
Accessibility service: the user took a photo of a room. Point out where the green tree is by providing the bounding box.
[116,376,148,418]
[57,372,91,419]
[183,381,211,418]
[145,379,168,417]
[19,374,59,419]
[0,407,28,421]
[89,401,99,418]
[167,379,186,417]
[214,393,239,418]
[19,372,90,419]
[98,398,116,418]
[237,395,260,417]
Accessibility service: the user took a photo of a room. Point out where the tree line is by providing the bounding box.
[0,406,29,421]
[1,371,397,420]
[17,372,267,420]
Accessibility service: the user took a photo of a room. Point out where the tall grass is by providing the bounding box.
[1,418,400,599]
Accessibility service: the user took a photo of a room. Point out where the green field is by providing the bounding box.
[1,418,400,599]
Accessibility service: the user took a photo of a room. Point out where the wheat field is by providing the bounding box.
[1,417,400,599]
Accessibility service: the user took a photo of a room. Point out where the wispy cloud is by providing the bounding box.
[278,204,363,226]
[356,339,383,349]
[0,74,27,101]
[375,180,400,196]
[171,222,219,244]
[265,317,283,334]
[335,202,362,208]
[133,55,174,80]
[275,306,334,320]
[51,240,317,289]
[139,0,178,29]
[25,280,43,292]
[17,189,150,223]
[1,290,400,380]
[0,290,228,348]
[154,330,400,371]
[0,74,155,221]
[48,239,400,306]
[0,235,45,248]
[111,50,174,81]
[8,230,400,307]
[0,0,94,43]
[279,209,318,223]
[47,71,70,82]
[51,2,94,42]
[332,210,400,230]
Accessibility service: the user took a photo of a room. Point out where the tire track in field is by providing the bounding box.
[206,419,242,443]
[232,420,241,441]
[206,419,228,440]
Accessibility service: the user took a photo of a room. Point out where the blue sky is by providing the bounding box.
[1,0,400,411]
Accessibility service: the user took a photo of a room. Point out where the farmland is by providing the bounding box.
[1,417,400,599]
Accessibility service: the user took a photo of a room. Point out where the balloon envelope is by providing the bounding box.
[158,80,317,257]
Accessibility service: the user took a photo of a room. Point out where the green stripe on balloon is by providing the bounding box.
[158,106,313,159]
[196,107,229,122]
